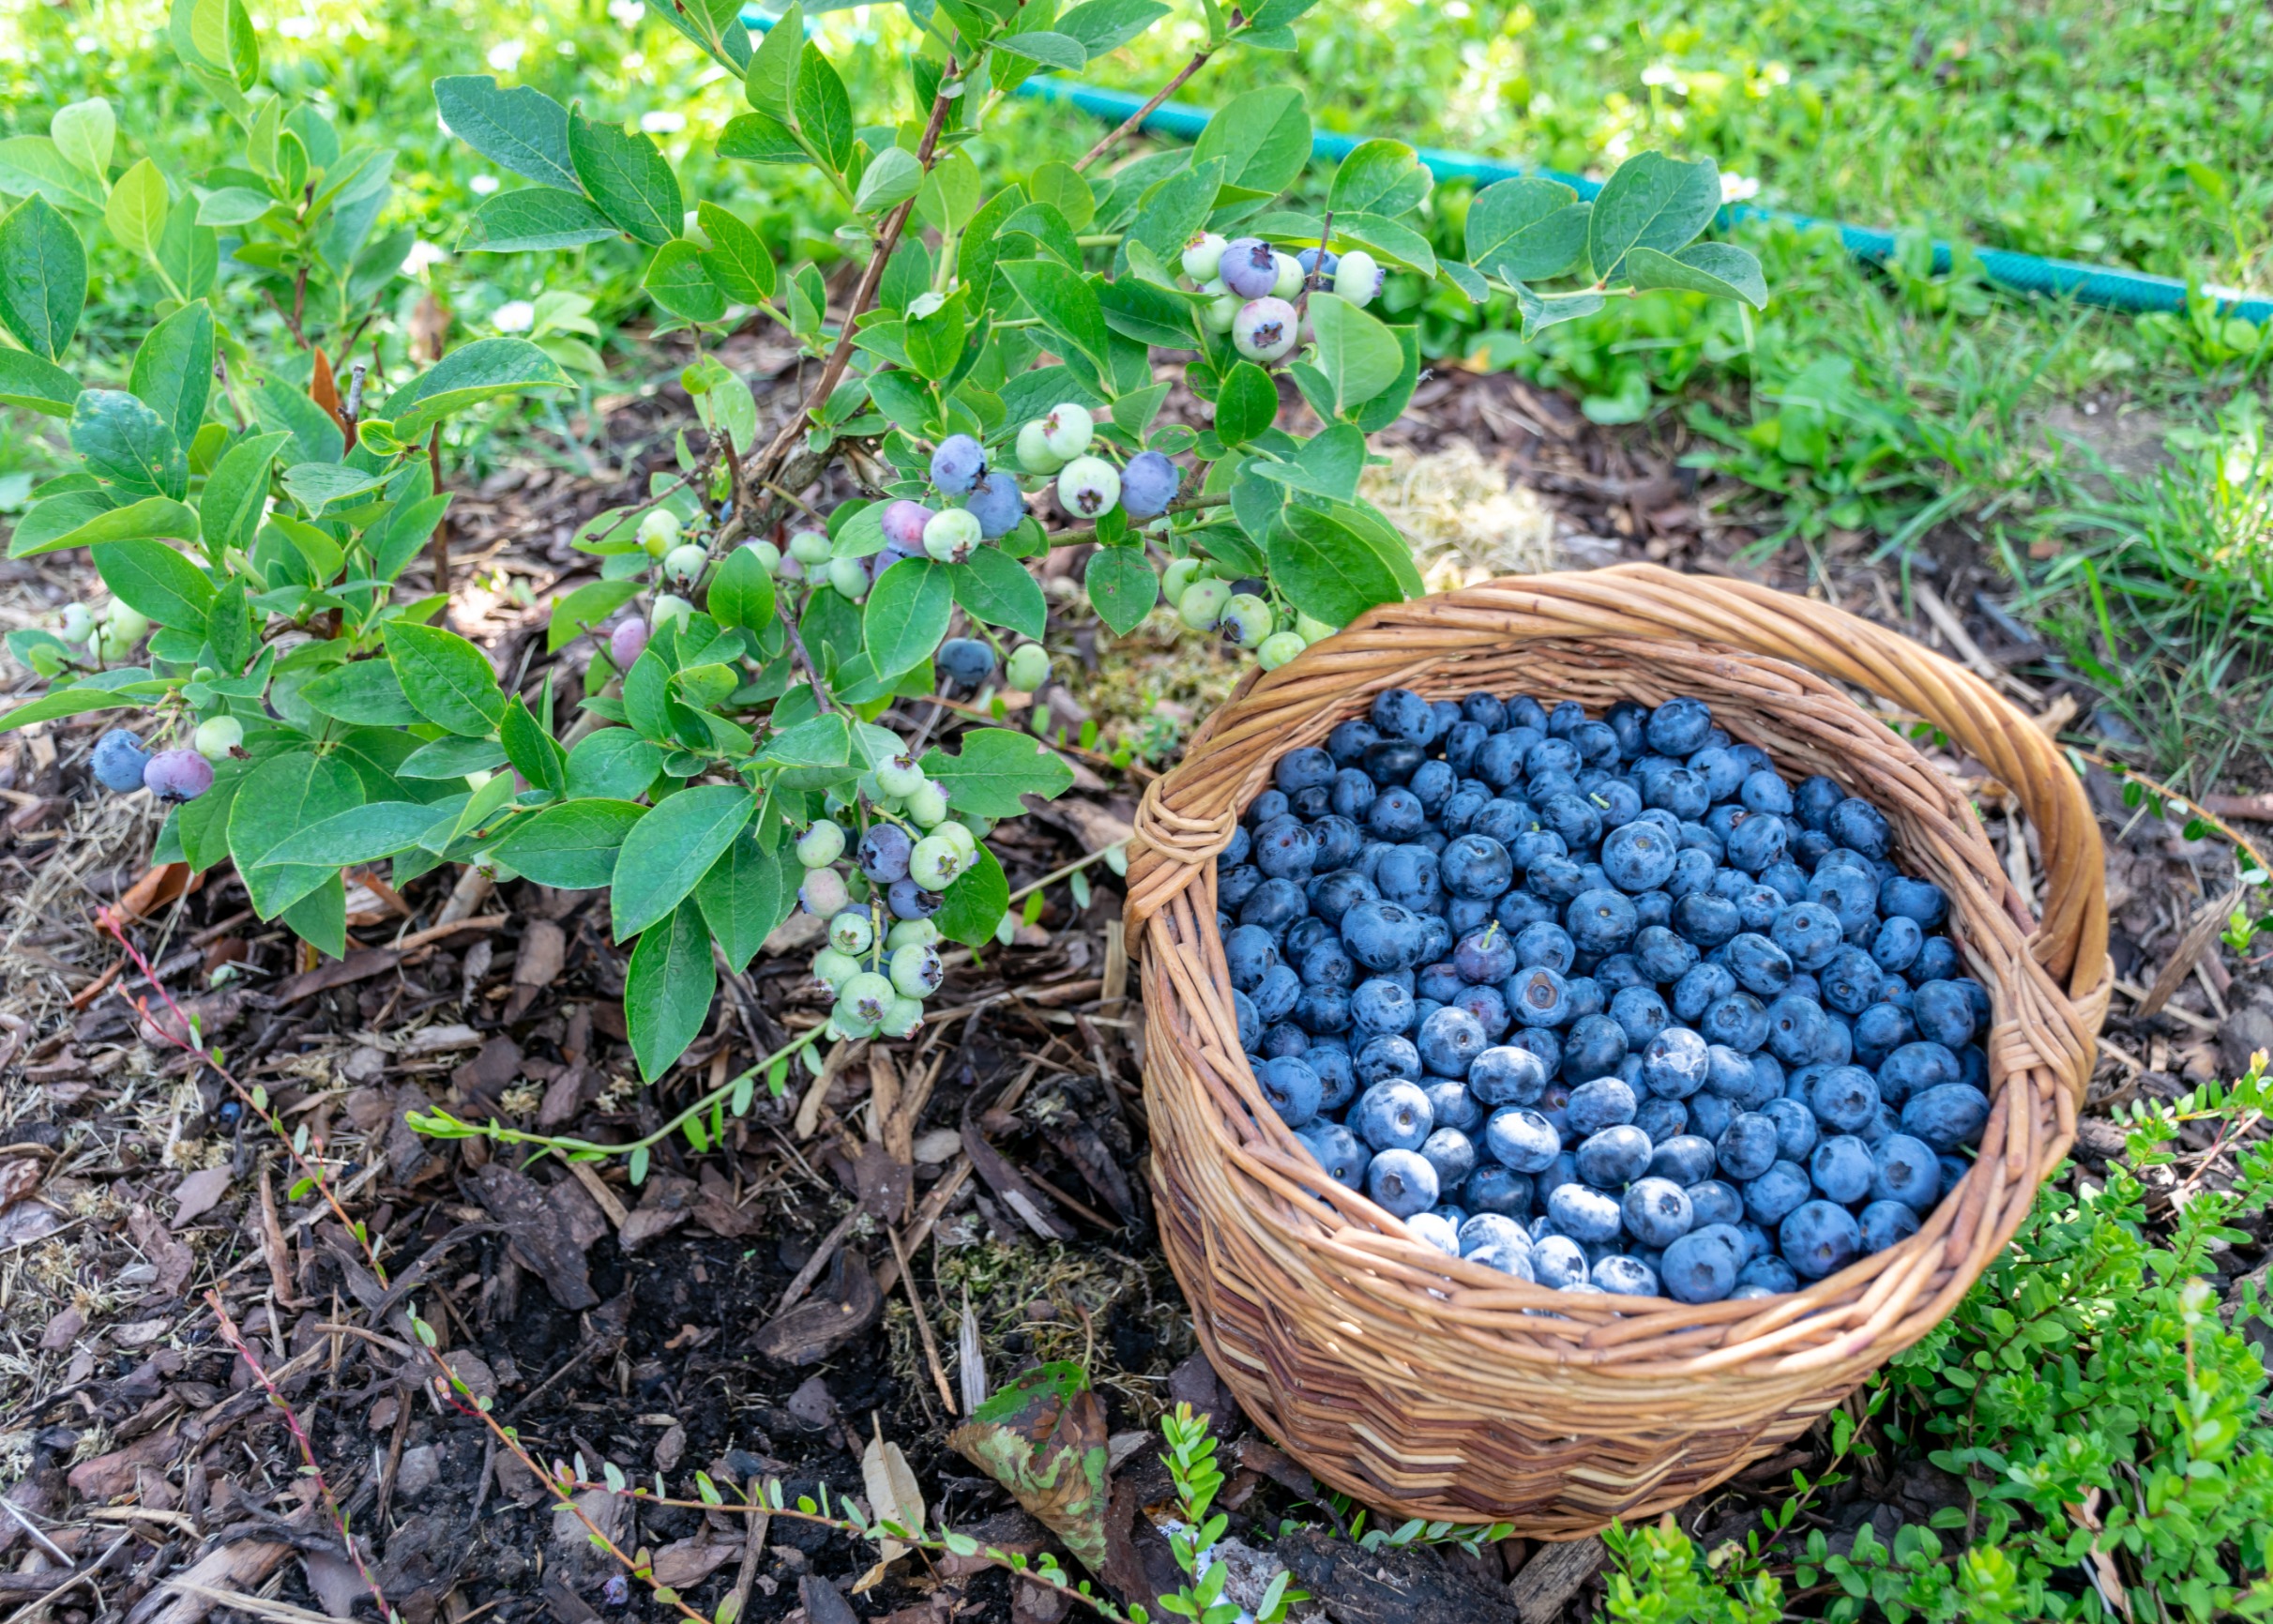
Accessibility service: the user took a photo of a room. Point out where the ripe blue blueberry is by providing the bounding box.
[1225,925,1280,991]
[1405,1211,1461,1256]
[1740,1159,1811,1226]
[1857,1200,1921,1252]
[1809,1134,1874,1204]
[1119,450,1181,520]
[1564,1076,1637,1136]
[930,433,987,494]
[1573,1125,1652,1189]
[1716,1111,1781,1180]
[1251,964,1301,1024]
[1810,1064,1881,1132]
[1423,1079,1480,1133]
[92,729,154,793]
[1870,1132,1940,1210]
[1351,1079,1433,1151]
[1760,1097,1818,1161]
[1621,1176,1693,1247]
[1484,1106,1560,1173]
[1911,979,1978,1048]
[1417,1005,1488,1076]
[1769,902,1846,970]
[1548,1181,1624,1243]
[1420,1127,1477,1188]
[1659,1223,1743,1303]
[1879,873,1948,927]
[1900,1082,1991,1151]
[1735,1253,1798,1295]
[1463,1166,1533,1218]
[1366,1147,1440,1218]
[1351,977,1416,1035]
[1258,1056,1323,1127]
[1592,1254,1659,1297]
[1780,1199,1862,1280]
[936,636,996,687]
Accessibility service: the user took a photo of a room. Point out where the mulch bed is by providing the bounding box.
[0,352,2265,1624]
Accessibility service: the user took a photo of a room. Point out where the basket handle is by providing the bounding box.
[1129,565,2108,1005]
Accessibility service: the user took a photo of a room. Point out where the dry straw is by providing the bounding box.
[1125,566,2109,1536]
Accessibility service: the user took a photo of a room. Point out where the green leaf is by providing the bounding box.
[1327,139,1421,217]
[94,538,216,633]
[1624,241,1767,309]
[433,76,581,191]
[1054,0,1169,58]
[260,801,440,867]
[1213,361,1280,447]
[933,842,1008,949]
[695,824,796,972]
[72,387,185,502]
[1465,177,1590,283]
[863,557,955,679]
[458,187,619,252]
[1083,547,1158,636]
[199,430,291,552]
[566,728,663,800]
[398,735,510,779]
[994,30,1088,68]
[645,240,725,323]
[1302,495,1424,597]
[1586,151,1720,281]
[568,110,682,247]
[1514,284,1606,339]
[280,463,389,517]
[229,751,365,918]
[300,658,419,725]
[156,196,218,301]
[500,694,569,797]
[951,548,1046,640]
[1001,259,1109,372]
[0,686,143,733]
[104,157,170,260]
[1307,293,1402,416]
[705,544,778,631]
[0,345,80,417]
[696,202,775,302]
[384,621,508,736]
[855,145,923,215]
[367,490,452,584]
[51,99,114,182]
[279,873,345,959]
[610,782,756,940]
[9,493,197,559]
[491,797,647,888]
[625,898,717,1081]
[744,1,803,116]
[1269,503,1407,625]
[0,137,108,216]
[793,46,854,175]
[548,577,642,653]
[123,302,212,454]
[386,337,575,443]
[1334,211,1436,276]
[918,726,1074,818]
[717,113,810,167]
[1192,87,1311,197]
[756,712,849,770]
[252,372,343,467]
[205,580,253,674]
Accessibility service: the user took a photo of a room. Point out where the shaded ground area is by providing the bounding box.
[1,354,2268,1624]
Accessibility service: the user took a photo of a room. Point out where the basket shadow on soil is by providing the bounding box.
[0,357,2266,1624]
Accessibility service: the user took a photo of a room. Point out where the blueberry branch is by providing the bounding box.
[1074,40,1223,173]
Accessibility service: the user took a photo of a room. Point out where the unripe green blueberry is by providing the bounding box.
[1015,420,1065,476]
[903,781,949,827]
[1161,557,1205,603]
[936,818,978,858]
[57,602,92,643]
[96,624,139,660]
[840,971,897,1028]
[826,556,870,600]
[1295,612,1338,644]
[1201,292,1240,334]
[889,941,945,997]
[886,918,941,950]
[1005,643,1050,692]
[811,947,862,989]
[1181,231,1228,281]
[799,866,850,917]
[1055,455,1120,520]
[193,715,245,760]
[662,542,708,584]
[1270,250,1305,299]
[652,593,694,632]
[922,507,982,564]
[797,820,847,867]
[828,907,876,956]
[878,995,926,1039]
[1177,578,1232,630]
[1333,250,1384,306]
[1219,592,1274,648]
[909,832,969,890]
[105,601,152,640]
[1038,402,1095,462]
[1256,630,1307,669]
[876,751,927,798]
[742,539,783,574]
[827,1005,877,1041]
[788,529,833,566]
[639,508,682,557]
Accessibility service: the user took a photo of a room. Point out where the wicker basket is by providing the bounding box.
[1124,566,2109,1536]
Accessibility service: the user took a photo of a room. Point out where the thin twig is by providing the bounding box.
[887,1224,956,1413]
[1073,45,1218,173]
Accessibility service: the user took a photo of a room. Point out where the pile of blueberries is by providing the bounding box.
[1219,688,1994,1305]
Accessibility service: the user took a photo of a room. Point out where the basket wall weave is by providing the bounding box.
[1124,566,2109,1536]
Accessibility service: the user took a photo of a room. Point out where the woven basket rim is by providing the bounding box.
[1128,566,2107,1395]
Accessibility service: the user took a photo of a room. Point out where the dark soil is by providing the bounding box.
[1,352,2266,1624]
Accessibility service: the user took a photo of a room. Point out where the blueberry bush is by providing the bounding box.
[0,0,1765,1152]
